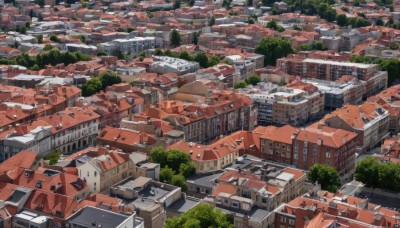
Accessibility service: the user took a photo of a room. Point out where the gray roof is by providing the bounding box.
[167,197,201,213]
[67,206,130,228]
[186,170,225,189]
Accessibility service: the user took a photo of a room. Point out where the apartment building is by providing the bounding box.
[149,56,200,75]
[367,84,400,133]
[272,190,400,228]
[168,130,255,173]
[315,102,390,153]
[77,148,132,193]
[207,161,307,212]
[302,76,367,109]
[38,107,101,154]
[244,83,324,126]
[97,127,163,154]
[277,56,388,97]
[111,177,182,228]
[292,127,357,182]
[0,122,52,161]
[98,37,155,56]
[138,84,257,144]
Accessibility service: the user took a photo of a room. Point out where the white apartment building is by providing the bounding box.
[150,56,200,74]
[98,37,155,56]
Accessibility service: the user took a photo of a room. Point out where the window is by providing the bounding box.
[289,219,295,225]
[294,154,298,160]
[287,145,291,151]
[87,172,89,177]
[232,201,239,208]
[275,143,279,148]
[94,171,97,177]
[326,151,331,158]
[280,216,287,223]
[326,160,330,165]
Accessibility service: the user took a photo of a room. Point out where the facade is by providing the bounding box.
[316,102,390,153]
[367,84,400,133]
[38,107,101,154]
[140,88,257,144]
[272,190,400,228]
[97,127,162,154]
[244,83,324,126]
[277,56,388,97]
[149,56,200,75]
[77,148,133,193]
[98,37,155,56]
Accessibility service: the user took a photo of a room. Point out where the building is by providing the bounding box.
[291,127,358,182]
[277,56,388,97]
[98,37,155,56]
[0,121,52,161]
[367,84,400,133]
[110,177,182,228]
[149,56,200,75]
[97,127,162,154]
[201,158,307,227]
[67,206,144,228]
[77,147,133,193]
[301,76,367,109]
[272,189,400,228]
[314,102,390,153]
[138,87,257,144]
[243,83,324,126]
[38,107,101,154]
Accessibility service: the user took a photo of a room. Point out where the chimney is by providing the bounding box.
[317,138,323,146]
[15,124,24,136]
[98,146,108,156]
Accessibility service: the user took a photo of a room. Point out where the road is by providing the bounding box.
[356,147,381,163]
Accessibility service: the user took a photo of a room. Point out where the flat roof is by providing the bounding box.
[68,206,130,228]
[303,58,375,69]
[167,197,201,213]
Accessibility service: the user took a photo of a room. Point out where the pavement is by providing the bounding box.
[356,147,381,163]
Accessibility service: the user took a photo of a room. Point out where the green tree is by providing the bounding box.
[375,18,384,26]
[234,81,247,89]
[154,49,164,56]
[37,35,43,44]
[45,150,61,165]
[179,163,196,178]
[173,0,181,9]
[165,204,234,228]
[20,26,27,34]
[160,166,174,183]
[79,35,86,43]
[43,44,54,51]
[336,14,348,27]
[150,147,192,173]
[97,50,107,56]
[112,49,124,59]
[378,58,399,86]
[189,0,195,6]
[323,8,336,22]
[355,157,382,188]
[355,17,371,28]
[194,51,209,68]
[254,37,294,66]
[178,51,192,61]
[99,71,122,90]
[208,16,215,26]
[192,31,199,45]
[127,27,134,33]
[170,29,181,47]
[293,24,302,31]
[82,77,102,96]
[311,40,327,50]
[31,64,40,71]
[208,54,221,67]
[171,174,188,190]
[222,0,232,9]
[309,164,341,193]
[245,74,261,86]
[50,34,60,43]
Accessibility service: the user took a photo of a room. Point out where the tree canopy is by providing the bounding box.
[81,71,122,97]
[245,73,261,86]
[351,55,400,85]
[170,29,181,47]
[150,147,196,190]
[254,37,294,66]
[355,157,400,192]
[309,164,341,193]
[165,203,234,228]
[336,14,347,27]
